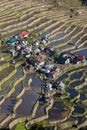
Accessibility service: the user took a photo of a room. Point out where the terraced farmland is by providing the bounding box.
[0,0,87,130]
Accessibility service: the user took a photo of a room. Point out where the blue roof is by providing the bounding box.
[7,38,17,44]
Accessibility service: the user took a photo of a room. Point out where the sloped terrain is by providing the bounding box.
[0,0,87,130]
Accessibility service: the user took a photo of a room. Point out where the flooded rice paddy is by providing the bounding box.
[48,101,70,120]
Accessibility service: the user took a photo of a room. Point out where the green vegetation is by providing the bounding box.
[28,121,49,130]
[61,91,70,99]
[63,99,74,109]
[65,23,71,28]
[79,0,87,6]
[63,77,71,84]
[0,65,14,79]
[71,22,80,27]
[29,32,39,39]
[15,123,26,130]
[16,12,23,18]
[4,54,13,61]
[6,6,13,11]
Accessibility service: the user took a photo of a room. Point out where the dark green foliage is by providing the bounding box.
[29,124,45,130]
[28,121,49,130]
[79,126,87,130]
[79,0,87,6]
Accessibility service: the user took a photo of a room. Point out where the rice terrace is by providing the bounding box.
[0,0,87,130]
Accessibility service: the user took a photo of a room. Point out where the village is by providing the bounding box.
[6,31,87,106]
[0,0,87,129]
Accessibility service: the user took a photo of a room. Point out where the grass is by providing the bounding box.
[17,121,57,130]
[63,99,74,109]
[65,23,71,28]
[4,54,13,61]
[0,65,14,80]
[6,6,13,11]
[71,22,80,27]
[62,77,71,84]
[1,67,22,88]
[28,121,48,130]
[15,123,26,130]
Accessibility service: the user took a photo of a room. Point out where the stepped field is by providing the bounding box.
[0,0,87,130]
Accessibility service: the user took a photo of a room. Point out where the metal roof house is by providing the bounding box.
[6,38,17,46]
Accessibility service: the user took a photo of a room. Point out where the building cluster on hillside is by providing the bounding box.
[7,31,60,80]
[6,31,86,105]
[40,81,65,105]
[57,52,87,65]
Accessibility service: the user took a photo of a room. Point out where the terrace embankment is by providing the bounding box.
[0,0,87,130]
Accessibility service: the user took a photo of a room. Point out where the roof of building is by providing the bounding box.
[19,31,29,37]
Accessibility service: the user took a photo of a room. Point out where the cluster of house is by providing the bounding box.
[57,52,87,64]
[6,31,60,79]
[6,31,74,106]
[40,81,65,105]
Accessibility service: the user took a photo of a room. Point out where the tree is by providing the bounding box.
[79,0,87,5]
[79,126,87,130]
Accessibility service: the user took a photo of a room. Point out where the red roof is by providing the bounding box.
[19,31,29,37]
[77,55,84,61]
